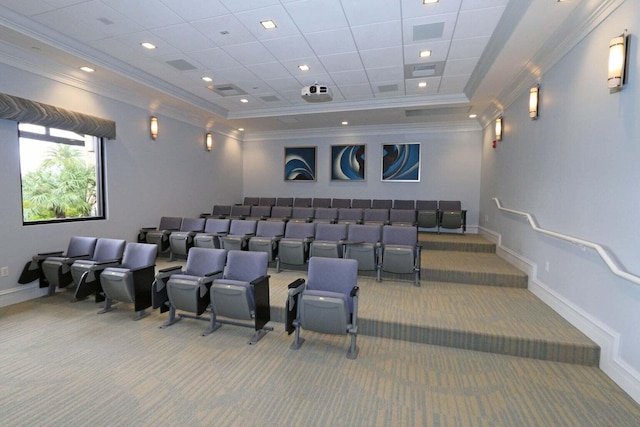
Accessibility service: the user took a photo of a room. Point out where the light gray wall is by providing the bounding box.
[0,63,243,297]
[242,127,482,227]
[479,1,640,400]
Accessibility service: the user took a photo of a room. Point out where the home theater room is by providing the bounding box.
[1,0,639,425]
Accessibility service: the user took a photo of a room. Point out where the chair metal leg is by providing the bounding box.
[202,311,222,336]
[159,306,181,328]
[97,297,115,314]
[134,309,148,321]
[290,324,304,350]
[347,333,359,359]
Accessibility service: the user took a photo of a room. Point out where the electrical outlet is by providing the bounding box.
[0,266,8,277]
[544,261,550,273]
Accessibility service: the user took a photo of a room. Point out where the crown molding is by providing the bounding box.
[241,121,482,143]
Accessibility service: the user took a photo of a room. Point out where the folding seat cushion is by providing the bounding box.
[169,217,206,259]
[208,251,272,343]
[439,200,467,233]
[277,222,316,270]
[98,243,158,319]
[313,207,337,223]
[41,236,98,295]
[379,225,421,286]
[71,238,126,301]
[344,224,382,271]
[287,257,360,359]
[310,223,347,259]
[194,218,230,249]
[337,208,363,224]
[248,220,285,261]
[156,248,227,327]
[220,220,257,251]
[143,216,182,253]
[331,198,350,208]
[351,199,371,209]
[389,209,416,226]
[416,200,439,229]
[362,208,389,225]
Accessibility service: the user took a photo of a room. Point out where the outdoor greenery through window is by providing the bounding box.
[18,123,105,224]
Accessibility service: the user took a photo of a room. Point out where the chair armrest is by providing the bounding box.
[158,265,183,274]
[36,250,65,258]
[140,227,157,231]
[130,264,156,273]
[350,286,360,297]
[288,278,306,289]
[204,270,224,277]
[250,274,271,286]
[91,259,121,266]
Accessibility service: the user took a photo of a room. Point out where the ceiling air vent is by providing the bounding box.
[378,84,399,93]
[166,59,197,71]
[404,61,445,79]
[260,95,280,102]
[208,84,247,97]
[413,22,445,41]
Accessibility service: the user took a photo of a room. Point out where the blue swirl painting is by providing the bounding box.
[381,143,420,181]
[331,144,365,181]
[284,146,316,181]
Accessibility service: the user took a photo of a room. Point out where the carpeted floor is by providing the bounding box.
[1,292,639,426]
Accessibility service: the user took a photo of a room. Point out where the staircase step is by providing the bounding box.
[419,232,496,253]
[422,250,528,288]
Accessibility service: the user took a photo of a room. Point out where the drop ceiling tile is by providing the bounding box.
[337,84,374,100]
[234,5,300,41]
[262,77,300,91]
[329,69,369,86]
[400,0,462,19]
[101,0,183,29]
[245,61,293,80]
[403,40,451,63]
[318,52,363,73]
[439,74,470,93]
[221,41,277,65]
[219,0,281,13]
[283,0,349,33]
[404,76,441,95]
[214,66,259,83]
[160,0,230,21]
[0,0,55,15]
[186,47,241,71]
[351,21,402,51]
[359,46,403,69]
[89,31,180,59]
[304,28,357,56]
[340,0,401,26]
[461,0,510,11]
[151,23,213,53]
[262,35,315,61]
[448,36,490,60]
[191,15,256,46]
[453,7,506,39]
[38,0,88,7]
[402,13,457,44]
[366,66,404,84]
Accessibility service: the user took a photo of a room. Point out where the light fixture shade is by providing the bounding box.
[205,133,213,151]
[529,85,539,119]
[150,116,158,140]
[495,117,503,141]
[608,34,626,92]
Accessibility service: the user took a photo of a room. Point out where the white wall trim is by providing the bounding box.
[0,283,47,308]
[479,225,640,403]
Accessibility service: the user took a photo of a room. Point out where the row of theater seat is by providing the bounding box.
[237,196,439,210]
[139,217,422,286]
[19,236,362,358]
[207,200,466,233]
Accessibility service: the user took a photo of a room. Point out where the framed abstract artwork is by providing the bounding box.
[284,146,317,181]
[330,144,366,181]
[381,143,421,182]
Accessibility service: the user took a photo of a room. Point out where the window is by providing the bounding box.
[18,123,105,224]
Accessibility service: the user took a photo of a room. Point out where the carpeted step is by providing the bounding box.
[419,232,496,253]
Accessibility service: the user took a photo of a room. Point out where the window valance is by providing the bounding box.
[0,93,116,139]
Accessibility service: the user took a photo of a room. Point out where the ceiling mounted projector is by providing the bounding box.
[301,84,332,102]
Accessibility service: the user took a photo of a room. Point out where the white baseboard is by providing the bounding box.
[480,226,640,403]
[0,283,47,308]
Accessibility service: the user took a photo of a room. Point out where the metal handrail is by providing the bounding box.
[493,197,640,286]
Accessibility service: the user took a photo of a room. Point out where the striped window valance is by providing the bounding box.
[0,93,116,139]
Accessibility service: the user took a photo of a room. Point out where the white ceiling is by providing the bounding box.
[0,0,586,134]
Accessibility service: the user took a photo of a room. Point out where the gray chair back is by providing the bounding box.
[158,216,182,231]
[363,208,389,224]
[67,236,98,258]
[259,197,276,206]
[331,198,350,208]
[228,219,257,235]
[382,225,417,247]
[312,198,331,208]
[180,217,205,232]
[394,200,415,209]
[314,223,347,241]
[293,197,311,207]
[203,218,231,233]
[276,197,293,207]
[347,224,381,244]
[338,208,363,223]
[92,238,126,261]
[307,257,358,312]
[270,206,292,219]
[121,243,157,269]
[284,222,315,239]
[351,199,371,209]
[372,199,392,209]
[223,251,268,282]
[243,197,259,206]
[185,248,226,276]
[256,220,285,237]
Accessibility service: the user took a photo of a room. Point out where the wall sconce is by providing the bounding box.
[495,116,503,141]
[529,85,539,119]
[608,33,628,93]
[149,116,158,140]
[205,132,213,151]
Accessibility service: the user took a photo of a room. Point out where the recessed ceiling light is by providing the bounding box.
[260,20,277,29]
[418,81,427,88]
[80,66,95,73]
[202,76,213,82]
[469,114,477,118]
[238,128,245,131]
[423,0,439,4]
[141,42,157,50]
[341,121,348,125]
[240,98,249,103]
[298,64,310,71]
[419,50,432,58]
